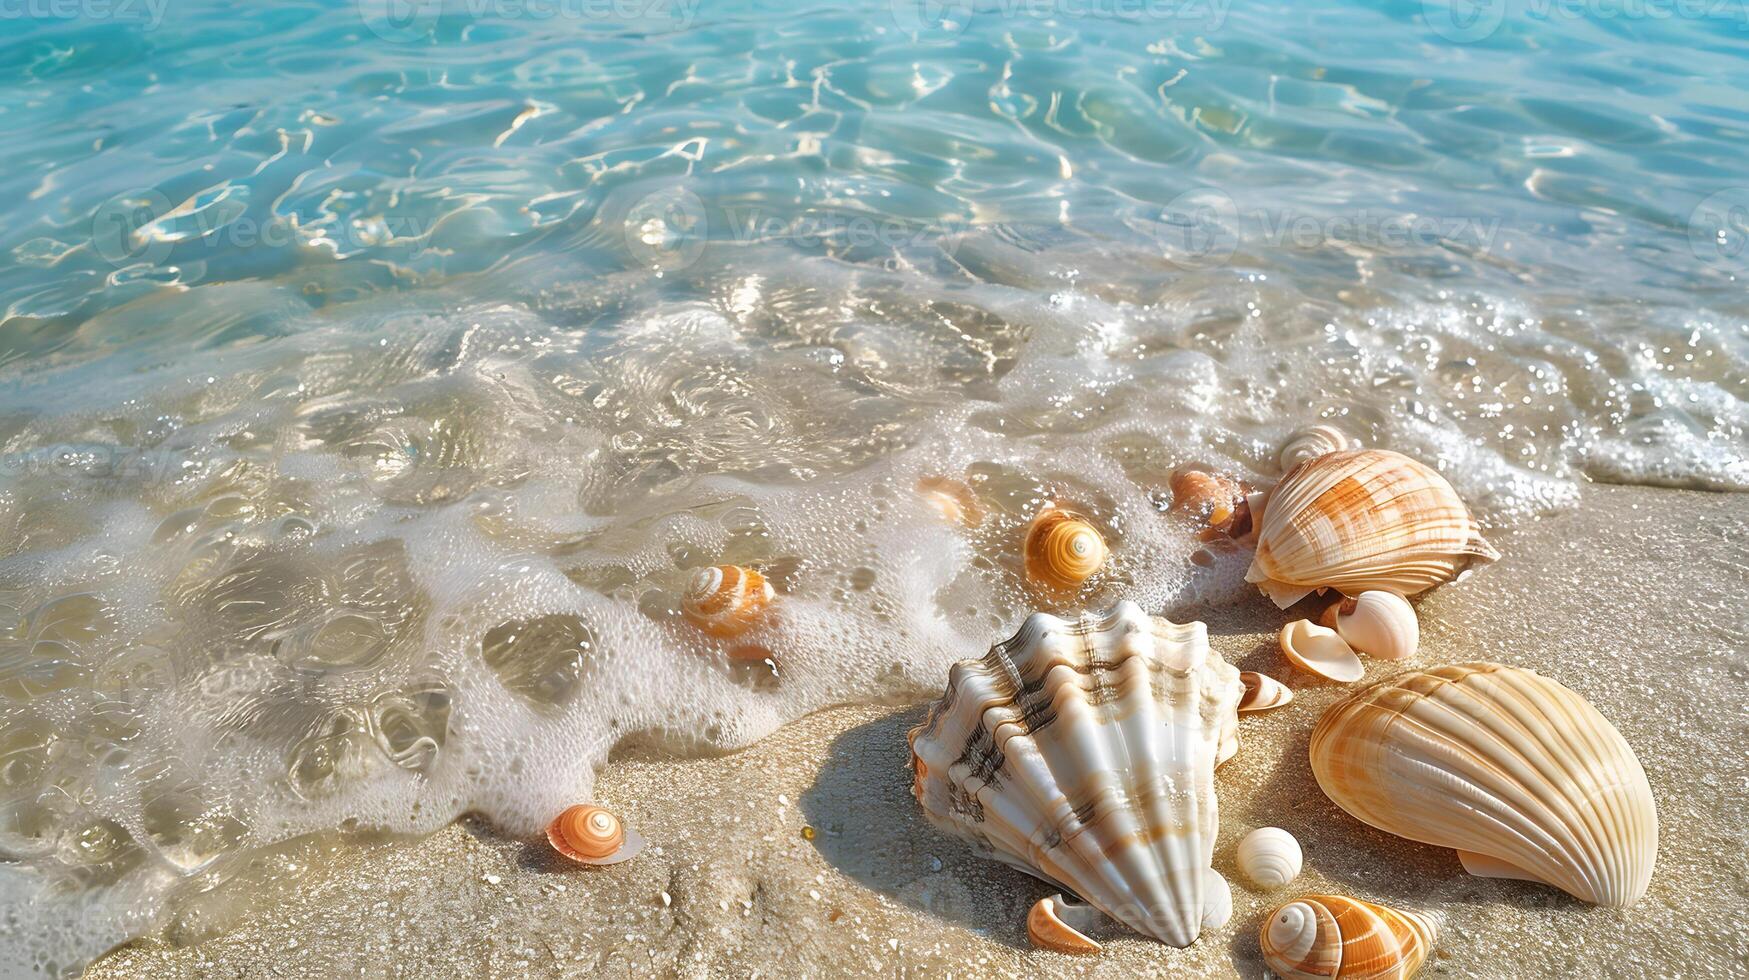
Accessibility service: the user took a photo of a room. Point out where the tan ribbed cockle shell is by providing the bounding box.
[908,602,1242,948]
[1259,894,1436,980]
[1309,663,1657,908]
[1246,449,1498,608]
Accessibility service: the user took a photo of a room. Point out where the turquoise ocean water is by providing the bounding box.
[0,0,1746,973]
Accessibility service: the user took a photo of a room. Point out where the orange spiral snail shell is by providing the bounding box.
[546,804,644,866]
[1023,506,1108,592]
[681,564,774,638]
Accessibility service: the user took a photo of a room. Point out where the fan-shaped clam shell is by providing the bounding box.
[1169,467,1249,533]
[1246,449,1498,608]
[1023,506,1108,592]
[917,476,985,528]
[1238,671,1294,713]
[1236,827,1302,889]
[681,564,773,638]
[1260,894,1436,980]
[909,601,1242,947]
[546,804,644,866]
[1323,592,1418,660]
[1280,424,1360,470]
[1280,620,1363,683]
[1310,663,1657,907]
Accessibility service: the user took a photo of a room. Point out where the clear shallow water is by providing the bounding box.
[0,0,1746,973]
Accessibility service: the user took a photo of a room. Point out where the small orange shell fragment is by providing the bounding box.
[1027,895,1103,955]
[1169,467,1249,531]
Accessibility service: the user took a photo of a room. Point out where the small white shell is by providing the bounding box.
[1236,827,1302,889]
[1279,620,1363,683]
[1330,591,1419,660]
[1200,867,1232,929]
[1279,424,1359,470]
[1238,671,1294,713]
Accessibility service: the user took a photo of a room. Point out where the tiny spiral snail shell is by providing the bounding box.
[681,564,774,638]
[1023,506,1108,593]
[1259,894,1436,980]
[546,804,645,866]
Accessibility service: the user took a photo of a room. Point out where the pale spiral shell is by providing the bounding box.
[546,804,644,866]
[1279,620,1363,684]
[1260,894,1436,980]
[1238,671,1294,713]
[1236,827,1302,889]
[1279,424,1360,470]
[1327,591,1418,660]
[1310,663,1657,907]
[1023,506,1108,592]
[1246,449,1498,608]
[681,564,774,638]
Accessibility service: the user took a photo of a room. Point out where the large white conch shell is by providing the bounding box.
[909,601,1243,947]
[1310,663,1657,908]
[1247,449,1498,608]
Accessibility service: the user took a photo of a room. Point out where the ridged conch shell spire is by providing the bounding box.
[1310,663,1657,907]
[681,564,773,637]
[908,601,1242,947]
[1247,449,1499,609]
[1022,505,1108,592]
[546,804,644,866]
[1280,423,1360,470]
[1259,894,1437,979]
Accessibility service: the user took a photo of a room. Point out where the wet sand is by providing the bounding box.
[86,484,1749,978]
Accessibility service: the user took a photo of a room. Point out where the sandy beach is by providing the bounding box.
[83,483,1748,978]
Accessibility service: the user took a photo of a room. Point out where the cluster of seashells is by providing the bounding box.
[539,424,1658,980]
[899,424,1657,976]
